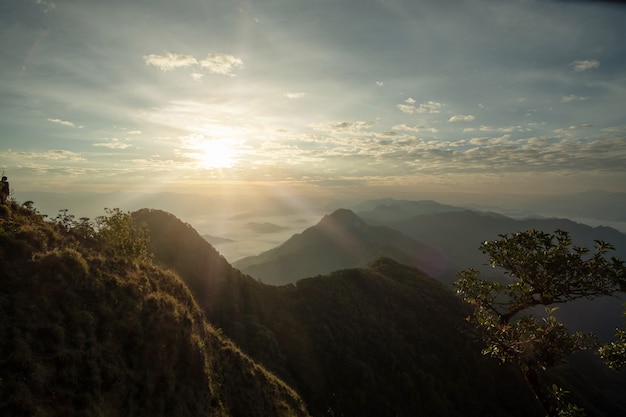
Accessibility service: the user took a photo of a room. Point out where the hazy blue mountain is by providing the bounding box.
[351,198,465,222]
[528,190,626,223]
[379,210,626,271]
[375,209,626,339]
[202,233,234,245]
[233,208,454,286]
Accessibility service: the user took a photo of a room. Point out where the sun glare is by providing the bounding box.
[192,138,238,169]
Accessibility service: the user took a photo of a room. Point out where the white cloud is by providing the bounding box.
[14,149,85,162]
[397,100,444,114]
[143,52,198,71]
[561,94,589,103]
[93,139,132,149]
[554,124,593,133]
[397,104,416,114]
[309,121,374,133]
[392,124,439,133]
[47,118,82,128]
[448,114,476,122]
[283,92,306,99]
[570,59,600,72]
[376,81,384,87]
[200,53,243,76]
[191,73,204,81]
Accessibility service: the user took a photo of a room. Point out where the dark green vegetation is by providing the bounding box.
[0,201,309,417]
[136,209,547,417]
[456,230,626,416]
[4,200,626,417]
[234,208,453,286]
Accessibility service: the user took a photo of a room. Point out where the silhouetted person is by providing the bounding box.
[1,176,9,204]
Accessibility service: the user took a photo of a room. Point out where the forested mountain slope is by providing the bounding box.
[137,207,626,417]
[137,209,544,417]
[0,202,310,417]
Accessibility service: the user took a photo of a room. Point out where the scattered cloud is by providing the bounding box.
[554,124,593,133]
[126,130,142,135]
[561,94,589,103]
[47,118,82,128]
[191,73,204,81]
[601,125,626,135]
[570,59,600,72]
[309,121,374,133]
[93,139,132,149]
[143,52,198,71]
[376,81,384,87]
[397,99,444,114]
[448,114,476,122]
[199,53,243,76]
[14,149,85,162]
[283,92,306,99]
[392,124,439,133]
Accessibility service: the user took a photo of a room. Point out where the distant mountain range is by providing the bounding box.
[202,233,234,245]
[235,201,626,339]
[233,208,454,286]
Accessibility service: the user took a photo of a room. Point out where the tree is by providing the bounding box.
[455,229,625,417]
[96,208,151,262]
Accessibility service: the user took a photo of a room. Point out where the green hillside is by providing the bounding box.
[0,201,310,417]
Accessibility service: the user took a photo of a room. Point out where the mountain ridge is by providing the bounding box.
[233,208,453,285]
[0,202,310,417]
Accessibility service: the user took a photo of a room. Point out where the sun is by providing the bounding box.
[195,139,237,169]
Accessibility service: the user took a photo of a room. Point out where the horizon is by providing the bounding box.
[1,0,625,228]
[12,188,626,262]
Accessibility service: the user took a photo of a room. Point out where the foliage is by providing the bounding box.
[1,202,310,417]
[599,326,626,370]
[456,229,626,417]
[96,208,151,261]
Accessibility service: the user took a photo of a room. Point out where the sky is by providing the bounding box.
[1,0,626,210]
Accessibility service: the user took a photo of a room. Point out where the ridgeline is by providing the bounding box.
[0,201,309,417]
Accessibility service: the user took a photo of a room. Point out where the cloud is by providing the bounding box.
[376,81,384,87]
[397,99,444,114]
[200,53,243,76]
[392,124,439,133]
[309,121,374,133]
[93,139,132,149]
[47,118,82,128]
[283,92,306,99]
[35,0,55,12]
[561,94,589,103]
[554,124,593,133]
[191,73,204,81]
[15,149,85,162]
[570,59,600,72]
[448,115,476,122]
[143,52,198,71]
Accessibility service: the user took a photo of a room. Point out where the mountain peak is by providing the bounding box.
[318,208,366,229]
